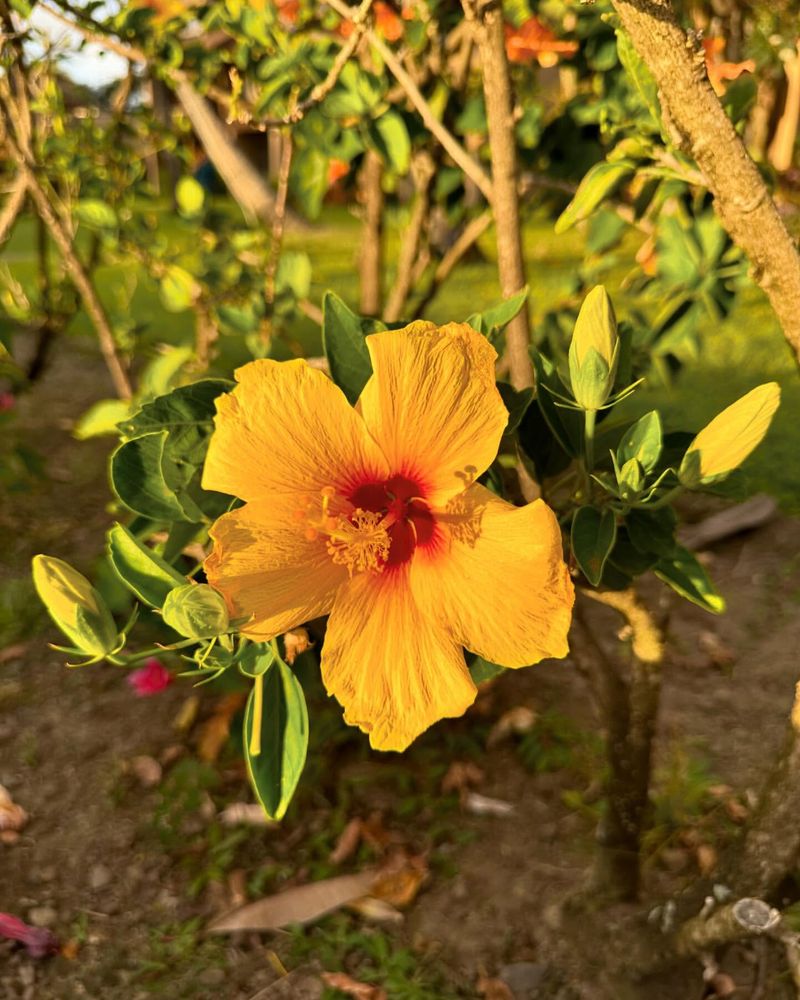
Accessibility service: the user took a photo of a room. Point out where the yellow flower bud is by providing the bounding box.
[568,286,619,411]
[32,555,119,656]
[162,583,230,639]
[679,382,781,487]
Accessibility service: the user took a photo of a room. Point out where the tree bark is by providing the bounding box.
[610,0,800,365]
[461,0,533,391]
[383,152,434,323]
[725,682,800,898]
[358,150,384,317]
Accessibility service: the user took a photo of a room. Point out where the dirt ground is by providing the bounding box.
[2,337,800,1000]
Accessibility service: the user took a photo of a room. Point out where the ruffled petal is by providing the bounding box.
[411,484,574,666]
[356,323,508,506]
[205,496,347,639]
[202,359,389,502]
[321,569,476,751]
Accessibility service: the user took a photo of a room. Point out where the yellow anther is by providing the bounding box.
[326,509,390,577]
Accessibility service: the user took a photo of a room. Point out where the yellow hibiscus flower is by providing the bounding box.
[202,321,574,751]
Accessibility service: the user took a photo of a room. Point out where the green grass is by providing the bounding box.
[3,204,798,507]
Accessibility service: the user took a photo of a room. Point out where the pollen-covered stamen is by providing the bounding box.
[326,508,391,576]
[298,487,392,576]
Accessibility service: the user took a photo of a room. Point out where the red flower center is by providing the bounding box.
[349,474,435,567]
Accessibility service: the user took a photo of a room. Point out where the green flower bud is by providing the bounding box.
[162,583,230,639]
[568,286,619,411]
[32,555,119,656]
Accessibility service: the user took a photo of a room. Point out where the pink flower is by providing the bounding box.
[0,392,15,413]
[127,658,173,697]
[0,913,59,958]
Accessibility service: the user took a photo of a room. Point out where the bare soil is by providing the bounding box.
[2,338,799,999]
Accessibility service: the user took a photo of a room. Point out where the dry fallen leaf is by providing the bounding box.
[724,798,748,824]
[329,818,363,865]
[697,631,736,670]
[320,972,387,1000]
[0,784,28,843]
[695,843,718,877]
[208,870,377,933]
[0,643,27,664]
[219,802,276,827]
[129,755,162,788]
[486,706,537,748]
[370,852,428,908]
[347,897,403,924]
[464,792,515,818]
[710,971,737,998]
[476,973,514,1000]
[441,761,484,797]
[197,693,247,763]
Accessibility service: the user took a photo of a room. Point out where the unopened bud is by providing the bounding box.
[162,583,229,639]
[32,555,119,656]
[568,286,619,411]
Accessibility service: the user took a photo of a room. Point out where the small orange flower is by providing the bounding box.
[702,37,755,95]
[203,323,573,751]
[505,17,578,68]
[275,0,299,26]
[339,1,404,42]
[327,159,350,187]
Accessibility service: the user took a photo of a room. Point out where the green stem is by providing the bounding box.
[631,484,684,511]
[584,409,597,471]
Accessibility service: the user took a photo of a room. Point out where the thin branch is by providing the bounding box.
[611,0,800,365]
[0,174,26,249]
[383,151,434,323]
[358,149,384,316]
[412,209,493,316]
[324,0,494,205]
[0,114,131,398]
[261,0,375,127]
[460,0,532,391]
[262,117,295,343]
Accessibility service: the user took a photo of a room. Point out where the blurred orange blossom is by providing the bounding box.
[202,323,574,751]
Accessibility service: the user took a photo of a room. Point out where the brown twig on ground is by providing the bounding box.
[676,898,780,956]
[325,0,494,205]
[358,149,384,316]
[610,0,800,365]
[460,0,532,392]
[383,152,435,323]
[576,589,665,901]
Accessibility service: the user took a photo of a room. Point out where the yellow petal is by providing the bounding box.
[356,323,508,506]
[681,382,781,484]
[202,359,389,502]
[205,496,347,639]
[411,484,574,667]
[321,569,476,751]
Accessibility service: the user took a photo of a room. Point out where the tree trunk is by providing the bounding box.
[358,150,384,317]
[610,0,800,365]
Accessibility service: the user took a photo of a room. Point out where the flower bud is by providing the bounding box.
[679,382,781,487]
[162,583,230,639]
[32,555,119,656]
[568,286,619,411]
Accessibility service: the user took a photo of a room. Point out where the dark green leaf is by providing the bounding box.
[110,431,187,522]
[468,655,505,685]
[654,545,725,614]
[322,291,386,404]
[615,28,661,127]
[555,161,635,234]
[497,382,534,435]
[617,411,662,472]
[107,523,185,607]
[466,288,529,343]
[244,657,309,820]
[571,506,617,586]
[370,111,411,174]
[626,507,677,558]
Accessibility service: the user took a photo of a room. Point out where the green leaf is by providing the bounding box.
[119,379,233,521]
[627,507,677,558]
[615,28,661,128]
[159,265,196,313]
[370,111,411,174]
[322,291,386,404]
[617,410,662,473]
[275,251,312,300]
[554,161,635,234]
[497,383,534,435]
[176,176,205,217]
[73,398,132,440]
[654,545,726,614]
[107,523,185,608]
[110,431,188,522]
[466,288,529,343]
[74,199,117,230]
[571,506,617,586]
[468,655,505,685]
[290,146,328,220]
[530,352,582,458]
[244,657,309,820]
